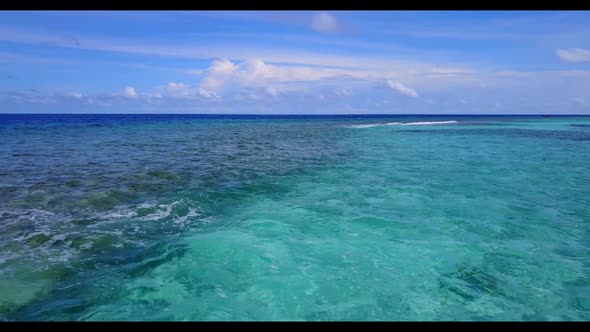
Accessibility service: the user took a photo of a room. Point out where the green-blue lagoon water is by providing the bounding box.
[1,114,589,320]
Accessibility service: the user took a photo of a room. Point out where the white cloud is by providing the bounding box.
[5,66,590,115]
[233,58,314,82]
[310,12,341,34]
[209,58,237,74]
[123,86,137,98]
[385,80,419,98]
[197,87,220,100]
[167,82,191,96]
[197,58,373,94]
[191,58,483,99]
[148,81,221,101]
[334,88,353,97]
[200,58,237,92]
[265,86,278,97]
[234,59,270,83]
[65,92,83,99]
[557,48,590,63]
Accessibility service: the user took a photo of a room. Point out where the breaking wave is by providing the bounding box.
[348,120,458,128]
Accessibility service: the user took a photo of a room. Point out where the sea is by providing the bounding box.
[0,114,589,321]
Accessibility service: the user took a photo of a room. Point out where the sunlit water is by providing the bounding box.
[1,114,589,321]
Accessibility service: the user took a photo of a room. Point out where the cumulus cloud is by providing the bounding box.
[310,12,341,34]
[147,81,221,101]
[234,59,271,83]
[200,58,237,93]
[233,58,321,83]
[557,48,590,63]
[167,82,191,96]
[6,66,590,114]
[197,58,372,97]
[122,86,137,98]
[193,58,470,101]
[197,87,220,100]
[385,80,419,98]
[198,59,278,94]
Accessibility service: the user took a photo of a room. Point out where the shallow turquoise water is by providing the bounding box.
[1,115,589,321]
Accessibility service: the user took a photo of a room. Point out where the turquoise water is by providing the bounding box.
[1,114,589,321]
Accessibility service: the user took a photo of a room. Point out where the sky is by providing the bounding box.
[0,10,589,114]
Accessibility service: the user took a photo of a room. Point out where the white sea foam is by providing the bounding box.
[173,207,200,224]
[139,201,181,221]
[348,124,384,129]
[79,242,93,250]
[0,199,204,270]
[95,209,138,221]
[348,120,457,128]
[400,121,458,126]
[86,199,202,226]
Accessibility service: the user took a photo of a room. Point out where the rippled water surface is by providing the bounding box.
[1,114,589,321]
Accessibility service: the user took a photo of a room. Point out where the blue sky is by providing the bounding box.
[0,11,589,114]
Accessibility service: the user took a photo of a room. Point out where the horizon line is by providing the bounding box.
[1,113,589,116]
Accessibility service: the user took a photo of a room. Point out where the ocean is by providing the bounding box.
[0,114,589,321]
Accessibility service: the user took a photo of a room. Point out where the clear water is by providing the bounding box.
[1,114,589,321]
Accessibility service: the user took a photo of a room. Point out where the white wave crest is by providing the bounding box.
[348,120,457,128]
[348,124,383,128]
[400,121,458,126]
